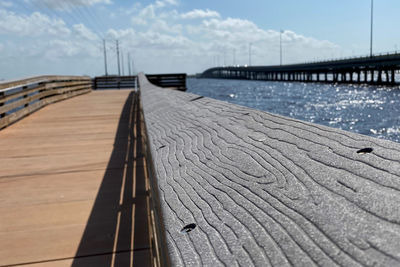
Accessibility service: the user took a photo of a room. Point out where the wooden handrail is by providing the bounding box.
[0,75,92,129]
[0,75,90,92]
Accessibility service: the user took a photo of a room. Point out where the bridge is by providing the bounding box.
[201,52,400,85]
[1,73,400,266]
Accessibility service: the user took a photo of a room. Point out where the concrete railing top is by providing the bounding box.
[138,73,400,266]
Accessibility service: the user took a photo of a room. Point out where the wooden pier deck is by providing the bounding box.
[0,90,152,266]
[3,73,400,267]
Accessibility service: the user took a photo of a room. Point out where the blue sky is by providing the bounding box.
[0,0,399,79]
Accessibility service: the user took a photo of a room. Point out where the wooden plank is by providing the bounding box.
[0,75,90,91]
[0,85,90,115]
[0,90,152,267]
[138,73,400,266]
[44,80,91,90]
[0,91,4,118]
[1,79,91,105]
[0,85,45,104]
[52,85,91,95]
[0,88,91,129]
[0,74,92,129]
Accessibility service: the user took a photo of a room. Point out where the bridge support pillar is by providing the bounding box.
[370,70,374,83]
[391,69,396,84]
[385,70,393,84]
[377,70,383,84]
[385,70,389,84]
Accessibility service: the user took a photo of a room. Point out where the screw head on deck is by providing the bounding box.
[180,223,197,234]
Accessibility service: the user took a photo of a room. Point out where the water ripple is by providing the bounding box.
[187,78,400,143]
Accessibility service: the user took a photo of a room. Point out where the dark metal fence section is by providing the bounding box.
[201,53,400,86]
[94,74,187,91]
[93,75,137,90]
[146,73,187,91]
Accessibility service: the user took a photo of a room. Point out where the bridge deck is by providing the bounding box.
[0,90,151,266]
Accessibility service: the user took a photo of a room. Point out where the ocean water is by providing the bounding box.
[187,78,400,143]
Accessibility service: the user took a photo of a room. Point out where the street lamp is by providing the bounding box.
[280,29,284,65]
[370,0,373,57]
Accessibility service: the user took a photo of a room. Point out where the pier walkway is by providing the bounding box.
[2,74,400,266]
[0,90,152,266]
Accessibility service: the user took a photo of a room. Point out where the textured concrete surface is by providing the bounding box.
[0,90,151,267]
[139,74,400,267]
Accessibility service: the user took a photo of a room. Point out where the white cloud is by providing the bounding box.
[131,4,155,25]
[162,0,178,6]
[0,0,343,79]
[0,43,4,52]
[181,9,220,19]
[125,2,142,15]
[0,1,13,8]
[30,0,112,11]
[73,23,98,40]
[131,0,179,25]
[0,9,70,36]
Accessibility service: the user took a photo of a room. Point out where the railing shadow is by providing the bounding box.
[71,91,151,267]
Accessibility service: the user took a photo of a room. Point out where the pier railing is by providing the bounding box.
[138,72,400,266]
[93,75,137,90]
[93,74,187,91]
[0,75,91,129]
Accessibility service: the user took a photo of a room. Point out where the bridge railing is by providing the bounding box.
[297,50,400,65]
[0,75,92,129]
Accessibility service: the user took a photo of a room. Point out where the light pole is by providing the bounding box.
[280,29,283,65]
[116,40,121,76]
[103,39,108,76]
[121,49,125,76]
[128,53,131,76]
[370,0,373,57]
